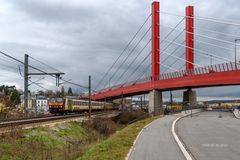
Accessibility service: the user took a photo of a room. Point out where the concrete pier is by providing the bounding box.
[149,90,163,115]
[183,88,197,108]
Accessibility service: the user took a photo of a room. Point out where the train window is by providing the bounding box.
[56,98,63,102]
[50,98,55,103]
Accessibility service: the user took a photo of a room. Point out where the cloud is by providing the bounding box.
[0,0,239,99]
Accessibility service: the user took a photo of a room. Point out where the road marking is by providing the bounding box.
[172,116,193,160]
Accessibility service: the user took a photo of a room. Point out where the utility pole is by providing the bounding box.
[88,75,92,118]
[24,54,29,114]
[24,54,64,115]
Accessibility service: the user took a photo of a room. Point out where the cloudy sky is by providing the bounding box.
[0,0,240,100]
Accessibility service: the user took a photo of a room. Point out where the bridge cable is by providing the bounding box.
[162,52,185,73]
[194,27,240,38]
[161,24,240,47]
[105,25,151,88]
[112,38,152,86]
[94,13,152,91]
[122,51,151,86]
[163,39,236,63]
[159,11,240,27]
[108,18,185,88]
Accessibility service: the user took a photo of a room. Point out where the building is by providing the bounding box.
[36,95,48,113]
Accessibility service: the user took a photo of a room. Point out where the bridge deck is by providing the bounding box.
[93,63,240,100]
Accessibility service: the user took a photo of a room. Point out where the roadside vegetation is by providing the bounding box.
[78,114,159,160]
[0,110,152,160]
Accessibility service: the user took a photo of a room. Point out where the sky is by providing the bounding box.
[0,0,240,100]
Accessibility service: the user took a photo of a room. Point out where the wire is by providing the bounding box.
[162,50,202,67]
[194,27,240,38]
[0,50,89,91]
[164,39,234,63]
[161,24,240,46]
[29,56,61,73]
[160,17,185,44]
[161,41,185,64]
[108,26,151,84]
[94,13,152,91]
[112,38,151,86]
[194,39,234,52]
[159,62,178,72]
[123,51,151,86]
[162,52,185,73]
[159,11,240,27]
[134,63,151,83]
[29,79,49,91]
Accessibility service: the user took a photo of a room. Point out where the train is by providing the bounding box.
[48,97,114,114]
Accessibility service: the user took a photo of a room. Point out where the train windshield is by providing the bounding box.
[56,98,63,102]
[50,98,55,103]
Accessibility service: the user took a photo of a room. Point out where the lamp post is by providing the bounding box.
[235,39,240,67]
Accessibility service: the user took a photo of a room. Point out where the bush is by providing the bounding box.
[113,110,148,124]
[84,117,117,136]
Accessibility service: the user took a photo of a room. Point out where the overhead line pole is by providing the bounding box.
[88,75,92,118]
[24,54,29,114]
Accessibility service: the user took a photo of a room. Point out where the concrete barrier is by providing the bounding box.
[181,108,203,116]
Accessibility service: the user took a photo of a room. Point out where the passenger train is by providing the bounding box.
[49,97,113,114]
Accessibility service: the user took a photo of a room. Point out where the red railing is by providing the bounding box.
[95,61,240,94]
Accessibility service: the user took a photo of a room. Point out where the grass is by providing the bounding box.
[78,116,160,160]
[0,122,103,160]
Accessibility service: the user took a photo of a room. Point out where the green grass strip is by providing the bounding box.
[78,116,160,160]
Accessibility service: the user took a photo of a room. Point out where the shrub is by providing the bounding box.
[84,117,117,136]
[113,110,148,124]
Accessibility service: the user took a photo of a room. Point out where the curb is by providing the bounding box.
[171,109,202,160]
[172,116,193,160]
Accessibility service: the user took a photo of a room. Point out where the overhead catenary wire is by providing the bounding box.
[29,55,62,73]
[0,50,89,91]
[94,13,152,91]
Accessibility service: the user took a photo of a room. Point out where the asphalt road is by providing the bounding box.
[177,111,240,160]
[129,115,185,160]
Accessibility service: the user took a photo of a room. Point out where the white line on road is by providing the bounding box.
[172,116,193,160]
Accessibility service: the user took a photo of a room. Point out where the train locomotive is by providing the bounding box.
[49,97,113,114]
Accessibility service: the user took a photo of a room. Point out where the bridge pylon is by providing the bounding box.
[149,1,163,115]
[186,5,194,71]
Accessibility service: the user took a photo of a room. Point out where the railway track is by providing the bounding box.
[0,111,117,128]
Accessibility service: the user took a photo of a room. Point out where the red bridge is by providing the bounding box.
[92,1,240,114]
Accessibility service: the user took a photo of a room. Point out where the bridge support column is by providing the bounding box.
[186,5,194,71]
[183,88,197,109]
[149,90,163,115]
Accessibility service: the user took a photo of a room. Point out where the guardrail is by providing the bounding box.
[94,61,240,94]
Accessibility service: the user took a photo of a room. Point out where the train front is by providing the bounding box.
[48,97,64,114]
